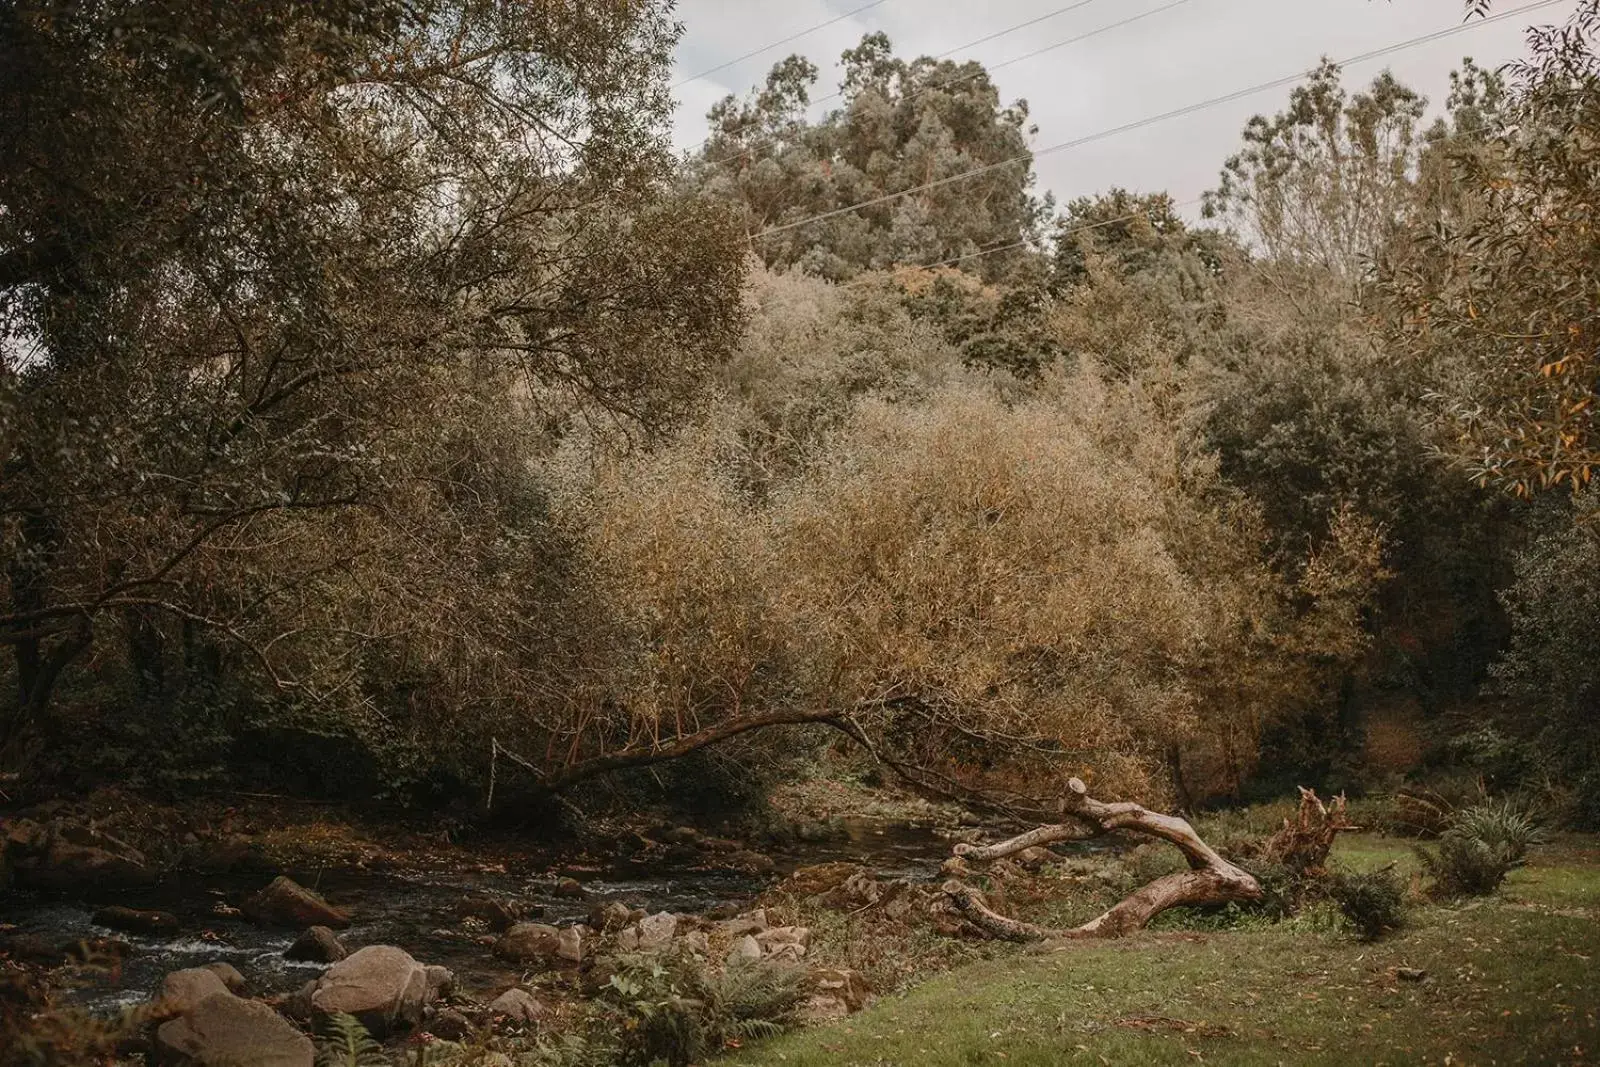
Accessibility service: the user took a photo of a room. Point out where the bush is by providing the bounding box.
[1417,797,1546,897]
[594,949,807,1067]
[1327,867,1407,940]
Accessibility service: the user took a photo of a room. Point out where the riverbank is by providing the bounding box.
[728,834,1600,1066]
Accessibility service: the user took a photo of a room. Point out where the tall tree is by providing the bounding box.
[1382,4,1600,497]
[1203,60,1427,278]
[0,0,747,755]
[688,32,1049,281]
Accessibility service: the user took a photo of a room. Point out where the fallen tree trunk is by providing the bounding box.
[942,777,1263,940]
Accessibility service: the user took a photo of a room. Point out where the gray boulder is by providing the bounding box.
[309,945,437,1035]
[155,968,234,1020]
[155,993,313,1067]
[203,963,247,995]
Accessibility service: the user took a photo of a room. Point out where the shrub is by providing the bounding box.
[1327,867,1407,940]
[594,950,806,1067]
[1417,797,1546,897]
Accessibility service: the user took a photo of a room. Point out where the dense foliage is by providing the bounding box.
[1,2,1597,822]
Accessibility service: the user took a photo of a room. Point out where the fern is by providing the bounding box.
[315,1012,390,1067]
[728,1017,786,1041]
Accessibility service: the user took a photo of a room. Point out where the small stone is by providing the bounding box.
[285,925,347,963]
[1397,967,1429,982]
[457,896,521,931]
[487,987,548,1025]
[726,935,762,964]
[718,909,768,938]
[495,923,561,963]
[635,912,677,952]
[680,930,709,955]
[556,925,585,964]
[427,1007,473,1041]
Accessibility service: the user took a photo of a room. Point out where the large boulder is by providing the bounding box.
[203,963,247,995]
[154,968,233,1020]
[309,945,438,1035]
[243,876,350,929]
[94,905,180,936]
[285,925,347,963]
[155,993,313,1067]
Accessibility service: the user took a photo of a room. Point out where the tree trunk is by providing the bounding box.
[942,777,1263,940]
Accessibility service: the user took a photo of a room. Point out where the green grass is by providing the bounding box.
[725,835,1600,1066]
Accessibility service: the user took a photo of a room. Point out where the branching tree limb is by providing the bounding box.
[943,777,1264,940]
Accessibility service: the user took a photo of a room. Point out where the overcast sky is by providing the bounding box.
[667,0,1578,218]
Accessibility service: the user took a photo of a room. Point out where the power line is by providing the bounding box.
[685,0,1133,162]
[912,196,1204,272]
[672,0,892,89]
[751,0,1568,243]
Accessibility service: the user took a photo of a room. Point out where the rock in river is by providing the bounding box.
[93,905,180,936]
[242,876,351,929]
[154,967,234,1019]
[309,945,444,1036]
[285,925,347,963]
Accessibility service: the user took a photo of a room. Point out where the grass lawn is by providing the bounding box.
[727,835,1600,1066]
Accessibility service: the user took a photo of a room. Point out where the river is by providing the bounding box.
[1,818,961,1014]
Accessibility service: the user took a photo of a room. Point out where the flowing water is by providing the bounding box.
[1,818,960,1014]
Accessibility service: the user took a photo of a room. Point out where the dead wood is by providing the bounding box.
[942,777,1263,940]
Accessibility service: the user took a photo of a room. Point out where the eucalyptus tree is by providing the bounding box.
[1203,60,1427,279]
[688,32,1049,281]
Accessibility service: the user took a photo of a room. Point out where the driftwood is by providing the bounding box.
[942,777,1263,940]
